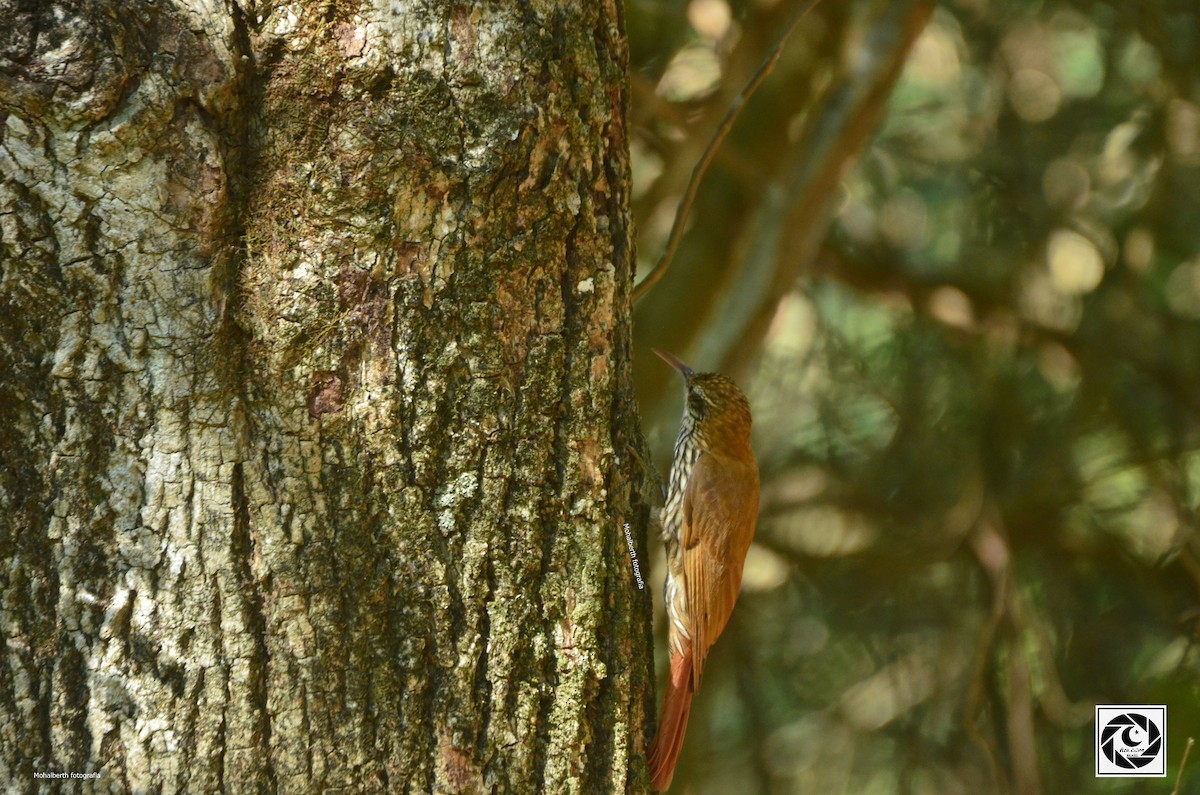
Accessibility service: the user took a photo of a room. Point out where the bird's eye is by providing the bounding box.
[687,392,705,416]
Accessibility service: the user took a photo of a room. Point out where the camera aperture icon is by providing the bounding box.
[1100,713,1161,768]
[1095,706,1167,777]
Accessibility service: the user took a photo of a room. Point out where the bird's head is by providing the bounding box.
[654,349,753,456]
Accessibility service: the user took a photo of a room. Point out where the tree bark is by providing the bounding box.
[0,1,654,792]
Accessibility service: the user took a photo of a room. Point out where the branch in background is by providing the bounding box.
[638,0,934,441]
[1173,737,1195,795]
[963,507,1013,794]
[632,0,823,303]
[711,0,936,378]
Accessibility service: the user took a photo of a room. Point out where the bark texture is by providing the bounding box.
[0,0,653,791]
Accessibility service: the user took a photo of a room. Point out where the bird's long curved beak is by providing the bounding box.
[653,348,694,379]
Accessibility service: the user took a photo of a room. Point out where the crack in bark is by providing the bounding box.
[229,461,276,790]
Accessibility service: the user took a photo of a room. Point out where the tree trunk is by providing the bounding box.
[0,1,654,792]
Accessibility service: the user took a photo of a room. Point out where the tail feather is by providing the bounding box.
[647,653,694,792]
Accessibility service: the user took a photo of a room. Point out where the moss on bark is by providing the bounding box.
[0,0,653,791]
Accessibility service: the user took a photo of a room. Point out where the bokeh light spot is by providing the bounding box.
[656,43,722,102]
[1008,68,1061,122]
[1165,261,1200,317]
[1047,228,1104,294]
[688,0,733,42]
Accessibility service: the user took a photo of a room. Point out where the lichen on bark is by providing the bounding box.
[1,0,653,792]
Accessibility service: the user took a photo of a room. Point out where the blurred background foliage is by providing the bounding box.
[628,0,1200,792]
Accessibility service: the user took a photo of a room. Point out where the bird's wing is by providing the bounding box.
[681,450,760,687]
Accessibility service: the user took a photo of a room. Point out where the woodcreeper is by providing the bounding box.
[647,349,760,791]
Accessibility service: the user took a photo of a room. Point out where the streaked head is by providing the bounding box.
[654,349,753,453]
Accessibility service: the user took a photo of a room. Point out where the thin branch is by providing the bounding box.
[631,0,823,303]
[1173,737,1195,795]
[963,510,1012,793]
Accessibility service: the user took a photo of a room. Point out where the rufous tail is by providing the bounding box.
[647,653,694,792]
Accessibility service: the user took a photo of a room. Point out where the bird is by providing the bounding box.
[647,349,760,791]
